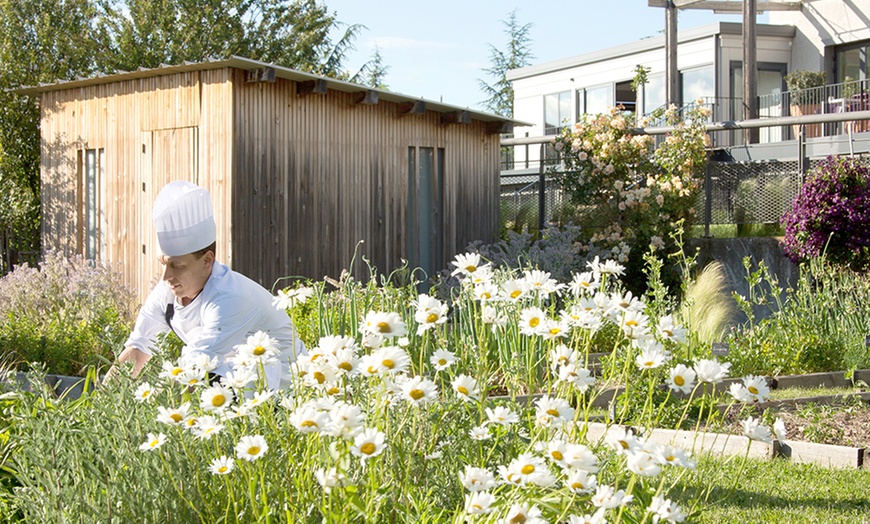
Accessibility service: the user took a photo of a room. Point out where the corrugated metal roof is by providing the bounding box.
[13,55,527,125]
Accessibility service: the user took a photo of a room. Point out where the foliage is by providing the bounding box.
[478,10,534,117]
[0,252,784,523]
[784,70,826,105]
[96,0,369,79]
[780,156,870,271]
[0,252,137,376]
[725,254,870,376]
[0,0,106,273]
[551,104,709,291]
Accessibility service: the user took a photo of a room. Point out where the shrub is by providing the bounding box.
[0,252,137,375]
[781,156,870,271]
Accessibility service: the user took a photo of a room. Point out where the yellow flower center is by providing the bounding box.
[171,368,182,376]
[338,362,353,371]
[211,394,226,407]
[510,290,522,299]
[170,413,183,423]
[376,321,392,333]
[465,265,477,273]
[571,482,585,490]
[426,313,439,323]
[247,446,260,456]
[619,440,630,449]
[626,320,638,328]
[546,408,559,417]
[674,376,685,386]
[300,420,319,428]
[367,365,379,374]
[520,464,535,475]
[313,371,326,384]
[438,358,447,366]
[549,328,561,335]
[360,442,377,455]
[551,450,563,461]
[748,386,758,395]
[327,387,340,395]
[457,386,469,395]
[382,359,395,369]
[218,466,228,473]
[529,318,540,328]
[645,361,654,367]
[149,440,159,448]
[409,389,424,400]
[253,346,266,356]
[663,329,674,337]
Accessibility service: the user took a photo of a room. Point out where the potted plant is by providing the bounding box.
[785,70,826,138]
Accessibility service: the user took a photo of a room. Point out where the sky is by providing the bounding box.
[325,0,768,112]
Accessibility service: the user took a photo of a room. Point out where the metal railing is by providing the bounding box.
[499,109,870,235]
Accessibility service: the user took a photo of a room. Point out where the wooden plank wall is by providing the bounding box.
[230,70,500,289]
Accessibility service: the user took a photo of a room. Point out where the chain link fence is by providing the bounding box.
[500,153,870,234]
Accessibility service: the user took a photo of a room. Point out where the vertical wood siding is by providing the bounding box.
[230,71,500,289]
[39,66,499,303]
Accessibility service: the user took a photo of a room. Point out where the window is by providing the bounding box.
[836,41,869,82]
[584,84,612,115]
[575,88,586,122]
[544,91,571,135]
[680,66,715,106]
[77,148,106,260]
[643,74,666,115]
[615,80,636,113]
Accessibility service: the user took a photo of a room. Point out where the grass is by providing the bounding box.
[678,454,870,523]
[689,223,784,238]
[767,386,867,401]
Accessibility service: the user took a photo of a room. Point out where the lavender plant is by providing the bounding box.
[0,252,137,375]
[781,155,870,270]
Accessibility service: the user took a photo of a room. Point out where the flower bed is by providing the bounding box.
[0,254,830,523]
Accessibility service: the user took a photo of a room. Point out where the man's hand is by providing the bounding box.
[103,347,152,384]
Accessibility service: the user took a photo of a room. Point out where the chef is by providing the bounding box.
[109,180,305,389]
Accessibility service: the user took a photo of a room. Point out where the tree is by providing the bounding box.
[0,0,105,272]
[360,46,389,89]
[96,0,367,77]
[478,10,534,117]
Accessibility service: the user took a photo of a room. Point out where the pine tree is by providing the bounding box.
[478,10,534,117]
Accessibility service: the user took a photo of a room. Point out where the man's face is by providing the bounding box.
[159,251,214,303]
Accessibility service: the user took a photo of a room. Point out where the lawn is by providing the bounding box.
[682,454,870,523]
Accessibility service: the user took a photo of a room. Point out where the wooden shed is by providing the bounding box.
[18,57,514,301]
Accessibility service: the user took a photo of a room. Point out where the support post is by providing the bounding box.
[539,144,546,238]
[665,0,679,107]
[743,0,759,144]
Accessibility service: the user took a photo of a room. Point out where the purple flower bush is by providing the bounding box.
[0,252,138,375]
[781,156,870,270]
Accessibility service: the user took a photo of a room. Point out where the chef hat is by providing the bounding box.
[152,181,216,256]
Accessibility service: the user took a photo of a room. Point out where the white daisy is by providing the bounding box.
[134,382,159,403]
[350,428,386,462]
[138,432,167,452]
[235,434,268,461]
[208,455,235,475]
[451,374,480,402]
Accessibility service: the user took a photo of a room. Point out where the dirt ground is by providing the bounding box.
[725,397,870,449]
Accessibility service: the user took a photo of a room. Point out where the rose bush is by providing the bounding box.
[551,104,709,290]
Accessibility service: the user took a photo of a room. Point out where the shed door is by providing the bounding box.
[408,146,444,287]
[137,127,200,295]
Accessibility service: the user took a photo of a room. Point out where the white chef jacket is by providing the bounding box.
[125,261,305,389]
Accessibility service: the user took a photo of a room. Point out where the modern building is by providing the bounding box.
[507,0,870,160]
